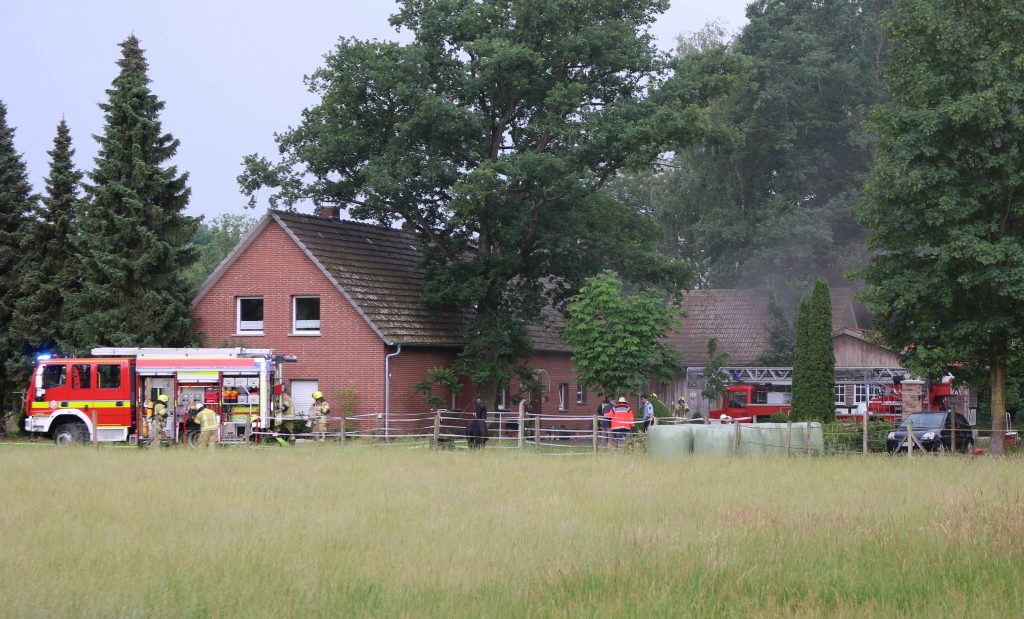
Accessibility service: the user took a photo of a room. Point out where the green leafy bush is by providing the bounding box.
[822,420,891,454]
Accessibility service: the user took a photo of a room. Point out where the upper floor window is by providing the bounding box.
[834,384,847,405]
[293,296,321,334]
[237,297,264,334]
[576,384,586,405]
[558,383,568,411]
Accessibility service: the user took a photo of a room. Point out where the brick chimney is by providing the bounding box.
[319,206,341,220]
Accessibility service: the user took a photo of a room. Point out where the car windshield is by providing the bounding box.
[899,412,945,430]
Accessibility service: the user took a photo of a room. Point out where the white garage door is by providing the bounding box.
[291,380,318,420]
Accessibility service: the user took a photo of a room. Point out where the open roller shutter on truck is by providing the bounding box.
[291,380,318,421]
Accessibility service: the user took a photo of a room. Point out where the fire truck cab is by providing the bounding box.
[709,383,792,423]
[23,348,289,445]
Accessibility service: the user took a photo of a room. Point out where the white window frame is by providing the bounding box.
[236,297,264,335]
[576,384,585,405]
[855,384,868,403]
[834,384,847,405]
[558,383,568,411]
[292,295,321,335]
[497,385,507,410]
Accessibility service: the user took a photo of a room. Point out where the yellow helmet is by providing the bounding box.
[312,391,324,400]
[157,394,169,403]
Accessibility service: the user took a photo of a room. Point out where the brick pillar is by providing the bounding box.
[901,380,925,418]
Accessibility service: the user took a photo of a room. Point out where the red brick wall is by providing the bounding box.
[190,219,595,434]
[192,220,388,416]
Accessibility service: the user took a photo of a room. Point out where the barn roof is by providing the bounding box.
[673,287,865,366]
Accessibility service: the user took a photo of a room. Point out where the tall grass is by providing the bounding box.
[1,445,1022,617]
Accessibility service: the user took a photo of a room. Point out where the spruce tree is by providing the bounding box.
[11,119,83,358]
[71,36,198,350]
[0,101,37,420]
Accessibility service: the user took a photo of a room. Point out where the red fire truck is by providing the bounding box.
[709,383,792,423]
[22,348,291,445]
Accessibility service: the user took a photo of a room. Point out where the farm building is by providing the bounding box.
[191,209,590,430]
[667,288,972,420]
[192,210,967,430]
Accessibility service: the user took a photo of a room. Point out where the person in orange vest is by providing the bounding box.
[611,396,634,447]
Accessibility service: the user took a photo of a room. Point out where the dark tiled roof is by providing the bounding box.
[274,211,569,350]
[669,289,770,366]
[671,287,863,366]
[274,211,469,347]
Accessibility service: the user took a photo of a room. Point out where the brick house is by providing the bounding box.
[191,210,596,430]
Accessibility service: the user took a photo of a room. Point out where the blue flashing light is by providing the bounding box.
[36,354,52,361]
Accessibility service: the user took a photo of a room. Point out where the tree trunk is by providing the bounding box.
[989,359,1007,456]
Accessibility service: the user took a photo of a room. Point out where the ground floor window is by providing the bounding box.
[834,384,847,405]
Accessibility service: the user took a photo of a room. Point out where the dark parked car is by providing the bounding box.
[887,411,975,454]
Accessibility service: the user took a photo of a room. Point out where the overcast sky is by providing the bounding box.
[1,0,751,222]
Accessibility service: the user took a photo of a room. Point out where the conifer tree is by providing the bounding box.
[11,119,83,358]
[790,297,812,420]
[808,279,836,423]
[0,101,37,420]
[70,36,198,350]
[790,280,836,423]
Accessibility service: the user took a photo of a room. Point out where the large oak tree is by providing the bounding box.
[240,0,744,401]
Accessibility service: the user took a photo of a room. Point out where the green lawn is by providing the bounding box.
[1,446,1021,617]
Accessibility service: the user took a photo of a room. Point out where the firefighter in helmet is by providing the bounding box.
[146,394,170,448]
[193,402,220,449]
[309,391,330,441]
[277,385,295,436]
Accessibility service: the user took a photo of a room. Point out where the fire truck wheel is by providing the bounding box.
[53,422,89,446]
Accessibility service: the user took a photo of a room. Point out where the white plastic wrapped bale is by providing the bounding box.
[738,424,767,456]
[692,425,735,455]
[645,425,694,457]
[804,422,825,455]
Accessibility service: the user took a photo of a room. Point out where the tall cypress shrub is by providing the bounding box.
[808,279,836,423]
[790,297,811,420]
[70,36,198,350]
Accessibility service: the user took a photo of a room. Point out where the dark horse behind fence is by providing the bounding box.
[466,417,488,449]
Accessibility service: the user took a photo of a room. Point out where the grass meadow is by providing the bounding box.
[1,444,1022,618]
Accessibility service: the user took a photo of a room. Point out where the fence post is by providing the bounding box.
[518,405,525,449]
[89,405,98,449]
[433,411,440,448]
[592,414,598,454]
[862,409,869,456]
[950,417,956,456]
[534,414,541,446]
[907,420,913,458]
[786,418,792,456]
[732,420,740,455]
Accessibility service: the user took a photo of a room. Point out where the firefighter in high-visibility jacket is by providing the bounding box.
[194,403,219,449]
[309,391,329,441]
[278,388,295,435]
[147,394,170,447]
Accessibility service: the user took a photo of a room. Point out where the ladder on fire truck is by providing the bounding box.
[687,366,908,386]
